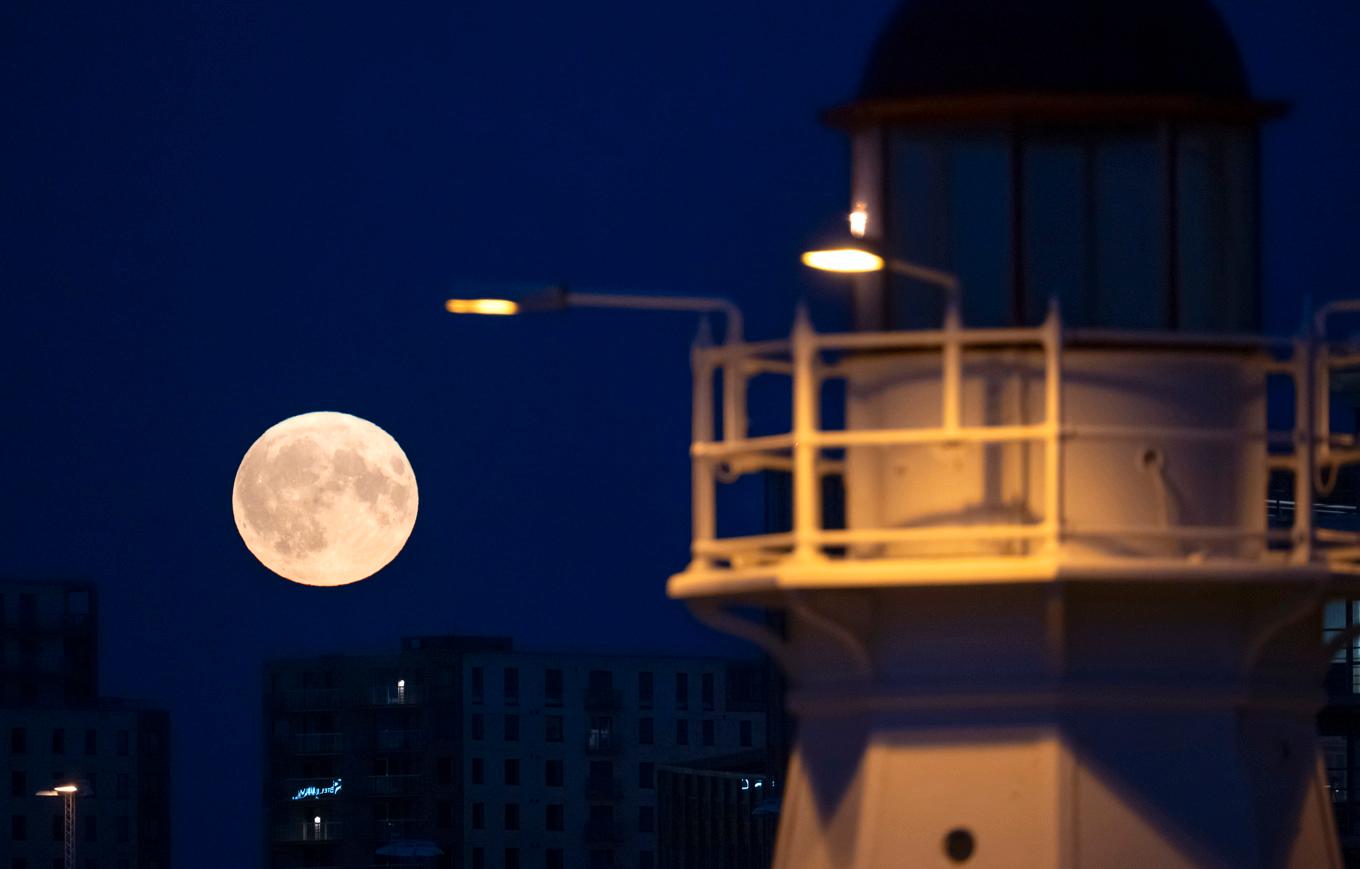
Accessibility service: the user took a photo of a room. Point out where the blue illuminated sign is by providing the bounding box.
[291,778,342,800]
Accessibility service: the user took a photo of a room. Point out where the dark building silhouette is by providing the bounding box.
[263,635,770,869]
[656,750,777,869]
[1,581,171,869]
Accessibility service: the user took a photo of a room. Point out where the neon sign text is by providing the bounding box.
[292,779,342,800]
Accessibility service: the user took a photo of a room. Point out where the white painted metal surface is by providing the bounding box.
[671,299,1360,868]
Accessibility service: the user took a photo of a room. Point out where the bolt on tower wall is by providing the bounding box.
[670,1,1360,866]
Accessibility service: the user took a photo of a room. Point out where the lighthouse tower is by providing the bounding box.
[670,1,1360,866]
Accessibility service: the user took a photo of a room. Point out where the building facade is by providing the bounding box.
[656,751,778,869]
[263,636,770,869]
[1,581,172,869]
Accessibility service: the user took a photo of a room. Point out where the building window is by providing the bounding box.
[639,717,653,746]
[639,762,654,789]
[740,719,753,748]
[504,803,520,831]
[471,714,484,741]
[51,729,64,755]
[546,803,564,832]
[471,757,484,785]
[116,731,129,756]
[638,671,653,709]
[83,729,96,755]
[1323,735,1349,802]
[438,800,452,827]
[504,667,519,706]
[471,667,484,704]
[639,805,655,833]
[10,771,24,797]
[116,774,130,799]
[675,673,688,709]
[545,715,564,743]
[84,814,96,842]
[504,714,519,742]
[52,813,63,841]
[504,758,520,787]
[10,727,24,754]
[438,756,453,786]
[116,816,129,843]
[546,849,564,869]
[11,814,25,841]
[471,802,485,830]
[590,850,613,869]
[676,720,688,746]
[701,720,714,746]
[588,716,613,751]
[546,668,563,706]
[639,851,655,869]
[504,849,519,869]
[545,759,564,787]
[471,848,484,869]
[701,673,715,710]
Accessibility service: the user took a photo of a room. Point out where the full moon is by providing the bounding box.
[232,412,418,586]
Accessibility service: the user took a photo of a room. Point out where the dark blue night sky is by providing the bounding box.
[3,1,1359,865]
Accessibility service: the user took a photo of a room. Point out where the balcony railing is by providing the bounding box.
[585,775,622,801]
[368,685,423,706]
[274,820,345,842]
[376,729,425,752]
[367,774,427,796]
[585,732,622,755]
[584,687,621,711]
[672,300,1360,596]
[375,818,432,839]
[584,818,625,843]
[294,732,343,754]
[283,688,340,710]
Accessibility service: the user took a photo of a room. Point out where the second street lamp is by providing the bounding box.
[444,283,744,345]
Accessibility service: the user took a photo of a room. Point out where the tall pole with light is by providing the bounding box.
[36,783,82,869]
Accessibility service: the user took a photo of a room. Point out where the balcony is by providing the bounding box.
[585,732,622,756]
[376,729,425,752]
[294,732,343,754]
[274,820,345,842]
[584,687,620,712]
[584,818,625,844]
[368,685,423,706]
[367,774,427,796]
[585,775,622,801]
[374,818,431,839]
[284,688,340,710]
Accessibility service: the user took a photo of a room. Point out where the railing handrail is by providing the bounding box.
[684,302,1360,580]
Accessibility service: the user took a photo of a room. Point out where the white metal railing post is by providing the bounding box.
[690,326,717,569]
[722,317,747,444]
[1044,299,1064,555]
[942,295,962,434]
[1294,333,1316,563]
[792,305,821,561]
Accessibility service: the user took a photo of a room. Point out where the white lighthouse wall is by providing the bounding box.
[843,349,1267,560]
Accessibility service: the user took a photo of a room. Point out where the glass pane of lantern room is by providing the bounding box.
[1093,134,1166,328]
[1023,130,1167,329]
[1177,125,1257,332]
[886,129,1011,329]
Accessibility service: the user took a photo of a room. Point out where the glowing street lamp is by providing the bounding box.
[445,283,744,344]
[800,208,960,300]
[36,782,83,869]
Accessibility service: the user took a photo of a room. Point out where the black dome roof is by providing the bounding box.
[859,0,1251,102]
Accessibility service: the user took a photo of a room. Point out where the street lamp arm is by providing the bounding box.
[563,291,743,343]
[883,258,959,296]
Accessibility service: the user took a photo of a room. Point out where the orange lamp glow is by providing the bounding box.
[444,298,520,316]
[800,248,885,274]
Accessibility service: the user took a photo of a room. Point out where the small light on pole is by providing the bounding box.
[36,782,82,869]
